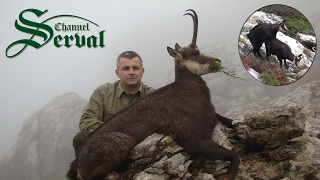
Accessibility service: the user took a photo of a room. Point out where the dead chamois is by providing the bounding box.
[67,9,239,180]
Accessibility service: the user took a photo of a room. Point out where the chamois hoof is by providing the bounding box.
[105,171,121,180]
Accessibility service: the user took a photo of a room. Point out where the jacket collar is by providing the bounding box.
[116,80,143,98]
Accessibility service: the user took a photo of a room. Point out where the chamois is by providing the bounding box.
[269,38,302,69]
[247,21,288,59]
[67,9,239,180]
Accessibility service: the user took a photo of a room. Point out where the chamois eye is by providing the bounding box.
[192,50,199,56]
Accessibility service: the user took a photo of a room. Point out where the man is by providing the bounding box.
[73,51,154,153]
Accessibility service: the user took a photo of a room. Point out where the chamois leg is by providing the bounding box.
[277,58,282,69]
[102,172,121,180]
[265,41,272,60]
[66,159,77,180]
[247,33,263,58]
[283,59,289,69]
[216,113,233,128]
[252,42,263,58]
[77,132,135,180]
[183,139,239,180]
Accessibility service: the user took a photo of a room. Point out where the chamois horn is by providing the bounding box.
[184,9,198,46]
[280,20,289,32]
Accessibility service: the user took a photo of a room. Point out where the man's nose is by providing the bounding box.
[129,67,134,74]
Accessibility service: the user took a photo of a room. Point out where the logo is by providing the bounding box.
[6,8,105,58]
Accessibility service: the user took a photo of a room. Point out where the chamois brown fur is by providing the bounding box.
[247,22,287,59]
[67,9,239,180]
[269,38,302,69]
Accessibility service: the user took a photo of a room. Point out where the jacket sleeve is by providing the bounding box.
[79,88,104,132]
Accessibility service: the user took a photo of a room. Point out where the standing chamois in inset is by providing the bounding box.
[67,9,239,180]
[269,38,302,69]
[247,21,288,59]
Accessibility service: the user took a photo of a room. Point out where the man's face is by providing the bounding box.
[116,57,144,87]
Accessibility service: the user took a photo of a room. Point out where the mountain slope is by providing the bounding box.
[0,92,87,180]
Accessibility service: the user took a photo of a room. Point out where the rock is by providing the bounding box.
[122,133,227,180]
[0,92,88,180]
[228,81,320,180]
[119,104,315,180]
[297,33,316,51]
[232,104,305,151]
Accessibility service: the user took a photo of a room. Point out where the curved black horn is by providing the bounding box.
[280,20,288,32]
[184,9,198,46]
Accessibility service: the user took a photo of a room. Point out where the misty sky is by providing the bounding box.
[0,0,319,157]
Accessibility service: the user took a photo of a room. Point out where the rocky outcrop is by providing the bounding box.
[120,129,231,180]
[231,81,320,179]
[0,92,87,180]
[118,81,320,180]
[297,33,317,51]
[117,105,318,180]
[230,104,318,180]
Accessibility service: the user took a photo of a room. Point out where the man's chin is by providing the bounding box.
[126,81,139,86]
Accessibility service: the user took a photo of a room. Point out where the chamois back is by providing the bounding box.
[247,21,288,58]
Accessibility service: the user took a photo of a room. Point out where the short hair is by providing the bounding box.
[116,51,143,69]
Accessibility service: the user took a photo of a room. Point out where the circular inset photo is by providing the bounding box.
[238,4,316,86]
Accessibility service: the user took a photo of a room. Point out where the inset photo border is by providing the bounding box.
[238,4,316,86]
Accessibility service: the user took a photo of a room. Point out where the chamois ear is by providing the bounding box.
[167,46,183,59]
[175,43,181,50]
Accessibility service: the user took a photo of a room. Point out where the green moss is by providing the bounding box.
[284,14,314,37]
[260,71,280,86]
[260,4,314,37]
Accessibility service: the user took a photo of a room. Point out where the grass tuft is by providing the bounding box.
[210,63,247,81]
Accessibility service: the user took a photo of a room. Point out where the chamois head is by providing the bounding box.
[295,54,303,68]
[167,9,221,76]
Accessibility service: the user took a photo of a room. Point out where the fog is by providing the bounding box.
[0,0,319,157]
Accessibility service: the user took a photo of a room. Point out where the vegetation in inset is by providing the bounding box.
[260,5,314,37]
[240,55,290,85]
